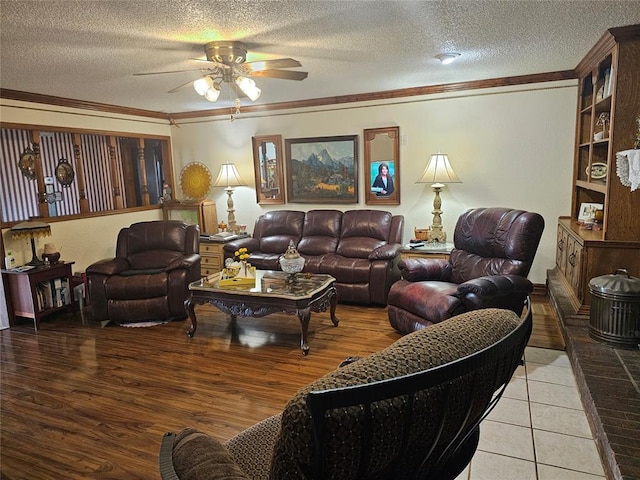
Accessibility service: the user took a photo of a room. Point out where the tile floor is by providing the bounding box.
[455,346,606,480]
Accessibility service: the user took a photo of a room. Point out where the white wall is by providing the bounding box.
[171,81,577,284]
[0,81,577,286]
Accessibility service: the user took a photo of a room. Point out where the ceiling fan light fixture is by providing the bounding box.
[204,85,221,102]
[436,53,461,65]
[194,76,214,95]
[235,75,261,101]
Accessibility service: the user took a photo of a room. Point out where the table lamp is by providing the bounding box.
[213,163,246,233]
[416,153,461,243]
[10,219,52,266]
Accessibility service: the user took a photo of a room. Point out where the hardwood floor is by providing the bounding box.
[0,295,562,479]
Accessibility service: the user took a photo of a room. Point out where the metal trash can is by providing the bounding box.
[589,269,640,349]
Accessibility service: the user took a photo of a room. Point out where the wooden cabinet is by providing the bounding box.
[550,26,640,316]
[162,199,218,235]
[200,241,225,276]
[2,261,75,330]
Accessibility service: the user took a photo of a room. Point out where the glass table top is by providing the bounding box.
[189,270,335,300]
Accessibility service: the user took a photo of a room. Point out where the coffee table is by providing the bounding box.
[187,270,339,355]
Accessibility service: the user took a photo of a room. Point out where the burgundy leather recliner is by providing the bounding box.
[87,221,201,324]
[387,207,544,334]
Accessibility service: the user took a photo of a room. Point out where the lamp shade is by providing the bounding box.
[213,163,246,188]
[416,153,462,186]
[10,220,51,239]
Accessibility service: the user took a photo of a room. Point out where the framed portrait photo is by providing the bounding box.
[578,202,603,222]
[285,135,358,204]
[364,126,400,205]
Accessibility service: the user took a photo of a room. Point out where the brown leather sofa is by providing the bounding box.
[387,207,544,334]
[223,209,404,305]
[86,221,201,324]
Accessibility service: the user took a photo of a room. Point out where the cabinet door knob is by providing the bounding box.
[558,239,564,250]
[568,252,576,267]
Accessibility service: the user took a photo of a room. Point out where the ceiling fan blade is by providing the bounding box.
[245,58,302,70]
[167,78,198,94]
[190,58,230,69]
[249,69,308,81]
[134,68,213,76]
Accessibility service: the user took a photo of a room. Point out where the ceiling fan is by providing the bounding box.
[134,41,308,104]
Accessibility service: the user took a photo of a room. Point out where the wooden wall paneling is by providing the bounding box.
[72,133,90,213]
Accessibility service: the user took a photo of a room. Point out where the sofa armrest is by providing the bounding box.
[86,257,129,276]
[368,243,401,261]
[223,237,260,256]
[456,274,533,298]
[399,258,452,282]
[166,253,201,272]
[162,428,249,480]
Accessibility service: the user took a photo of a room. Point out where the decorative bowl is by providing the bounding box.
[42,252,60,264]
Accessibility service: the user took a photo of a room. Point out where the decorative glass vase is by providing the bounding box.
[279,240,305,283]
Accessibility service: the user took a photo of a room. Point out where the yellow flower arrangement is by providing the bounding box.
[235,247,249,262]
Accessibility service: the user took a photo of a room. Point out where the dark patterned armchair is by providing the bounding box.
[86,221,200,324]
[387,207,544,334]
[159,303,532,480]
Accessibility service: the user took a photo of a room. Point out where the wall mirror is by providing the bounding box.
[252,134,285,204]
[364,126,400,205]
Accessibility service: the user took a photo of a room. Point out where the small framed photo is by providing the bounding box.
[578,202,603,222]
[364,126,400,205]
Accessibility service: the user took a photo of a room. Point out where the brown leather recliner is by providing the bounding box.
[86,221,201,324]
[387,207,544,334]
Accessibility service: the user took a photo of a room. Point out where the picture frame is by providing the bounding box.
[252,134,286,204]
[364,126,400,205]
[578,202,603,222]
[285,135,358,203]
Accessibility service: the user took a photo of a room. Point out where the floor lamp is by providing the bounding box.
[416,153,461,243]
[213,163,246,233]
[10,219,51,266]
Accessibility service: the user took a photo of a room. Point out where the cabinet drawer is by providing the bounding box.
[202,266,221,276]
[200,243,224,255]
[202,254,221,267]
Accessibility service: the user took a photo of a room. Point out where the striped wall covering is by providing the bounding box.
[1,129,39,222]
[1,129,128,223]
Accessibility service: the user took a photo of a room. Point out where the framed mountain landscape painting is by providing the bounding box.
[285,135,358,203]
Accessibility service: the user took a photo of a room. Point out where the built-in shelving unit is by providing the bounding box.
[549,25,640,315]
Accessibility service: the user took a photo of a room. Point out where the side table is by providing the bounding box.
[1,261,75,330]
[400,242,454,260]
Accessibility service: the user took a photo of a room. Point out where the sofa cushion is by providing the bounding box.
[336,210,393,258]
[270,308,521,479]
[105,273,167,299]
[297,209,342,256]
[318,254,371,283]
[128,250,185,270]
[126,220,188,255]
[257,211,305,254]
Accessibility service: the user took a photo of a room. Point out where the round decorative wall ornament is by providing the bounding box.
[18,147,37,180]
[55,158,75,186]
[180,162,212,201]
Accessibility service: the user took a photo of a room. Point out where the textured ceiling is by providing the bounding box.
[1,1,640,115]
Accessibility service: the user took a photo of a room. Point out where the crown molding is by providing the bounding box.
[1,69,576,121]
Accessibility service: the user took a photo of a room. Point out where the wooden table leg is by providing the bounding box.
[187,297,197,338]
[297,307,311,355]
[329,287,339,327]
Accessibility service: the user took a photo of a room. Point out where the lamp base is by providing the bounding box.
[27,237,44,266]
[427,226,447,243]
